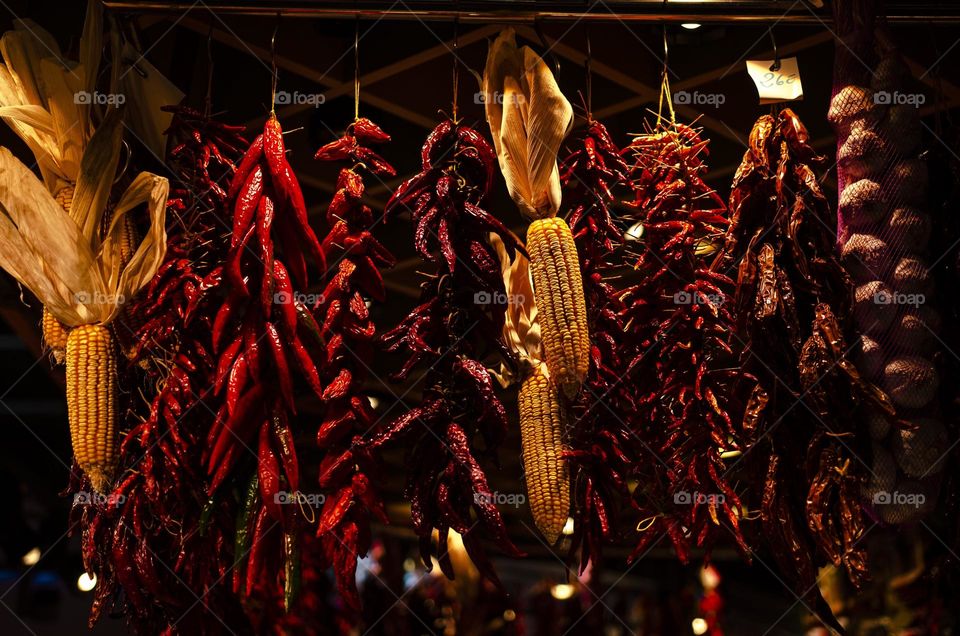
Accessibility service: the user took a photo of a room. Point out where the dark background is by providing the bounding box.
[0,1,959,634]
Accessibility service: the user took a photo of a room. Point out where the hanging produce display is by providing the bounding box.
[483,28,581,546]
[560,117,636,570]
[3,5,960,634]
[372,114,524,579]
[721,107,897,625]
[75,105,250,633]
[619,102,759,562]
[830,0,948,526]
[312,117,397,615]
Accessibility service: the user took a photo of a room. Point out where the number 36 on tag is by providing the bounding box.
[746,57,804,105]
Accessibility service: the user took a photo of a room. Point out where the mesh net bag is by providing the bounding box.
[830,0,946,523]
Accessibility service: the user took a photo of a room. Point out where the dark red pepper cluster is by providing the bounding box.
[367,120,524,582]
[620,122,760,562]
[559,119,636,572]
[206,113,329,612]
[69,107,251,633]
[311,117,397,614]
[722,110,895,628]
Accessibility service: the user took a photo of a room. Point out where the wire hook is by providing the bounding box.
[270,12,280,114]
[584,23,593,118]
[534,16,562,80]
[768,26,781,71]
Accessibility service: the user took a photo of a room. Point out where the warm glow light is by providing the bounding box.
[447,529,466,556]
[692,618,708,635]
[681,23,702,29]
[625,222,644,242]
[562,517,575,535]
[550,583,576,600]
[403,558,416,572]
[77,572,97,592]
[21,547,41,566]
[503,609,516,621]
[368,396,380,409]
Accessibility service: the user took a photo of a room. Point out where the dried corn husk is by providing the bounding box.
[483,29,573,221]
[0,2,101,192]
[0,106,167,327]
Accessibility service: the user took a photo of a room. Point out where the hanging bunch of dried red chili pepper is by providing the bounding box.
[311,117,397,614]
[70,106,251,633]
[620,121,761,562]
[559,118,636,571]
[366,119,524,582]
[721,108,896,626]
[205,113,327,613]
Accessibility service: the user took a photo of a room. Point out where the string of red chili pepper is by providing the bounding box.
[68,106,251,634]
[721,109,896,628]
[311,117,397,613]
[365,119,524,583]
[558,118,636,573]
[619,121,761,562]
[205,113,328,615]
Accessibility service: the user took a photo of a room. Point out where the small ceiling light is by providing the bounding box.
[692,618,708,635]
[550,583,576,600]
[503,609,516,621]
[681,23,702,30]
[562,517,575,535]
[21,547,41,566]
[77,572,97,592]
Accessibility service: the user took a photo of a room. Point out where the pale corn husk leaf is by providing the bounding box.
[520,46,571,216]
[0,6,99,189]
[0,147,103,325]
[482,29,573,220]
[100,171,168,322]
[490,232,541,371]
[78,0,102,124]
[115,42,184,160]
[39,57,85,182]
[72,106,123,237]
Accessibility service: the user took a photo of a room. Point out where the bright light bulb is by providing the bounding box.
[692,618,708,635]
[681,23,702,30]
[21,547,41,566]
[625,222,644,242]
[562,517,575,535]
[368,396,380,409]
[77,572,97,592]
[550,583,575,600]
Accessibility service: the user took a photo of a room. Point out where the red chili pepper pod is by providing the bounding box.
[256,193,276,314]
[258,422,283,521]
[265,321,296,413]
[263,115,327,273]
[227,135,264,201]
[351,117,391,145]
[231,165,263,249]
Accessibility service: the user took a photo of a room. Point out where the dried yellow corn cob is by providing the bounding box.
[518,362,570,544]
[113,213,143,359]
[526,217,589,398]
[66,324,118,494]
[42,186,76,365]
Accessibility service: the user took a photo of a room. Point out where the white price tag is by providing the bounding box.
[746,57,804,105]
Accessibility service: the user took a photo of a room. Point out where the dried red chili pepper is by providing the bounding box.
[558,118,637,574]
[620,119,761,562]
[362,120,524,587]
[68,106,258,634]
[311,117,396,613]
[721,109,897,630]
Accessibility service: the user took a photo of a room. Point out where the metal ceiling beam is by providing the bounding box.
[104,2,958,23]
